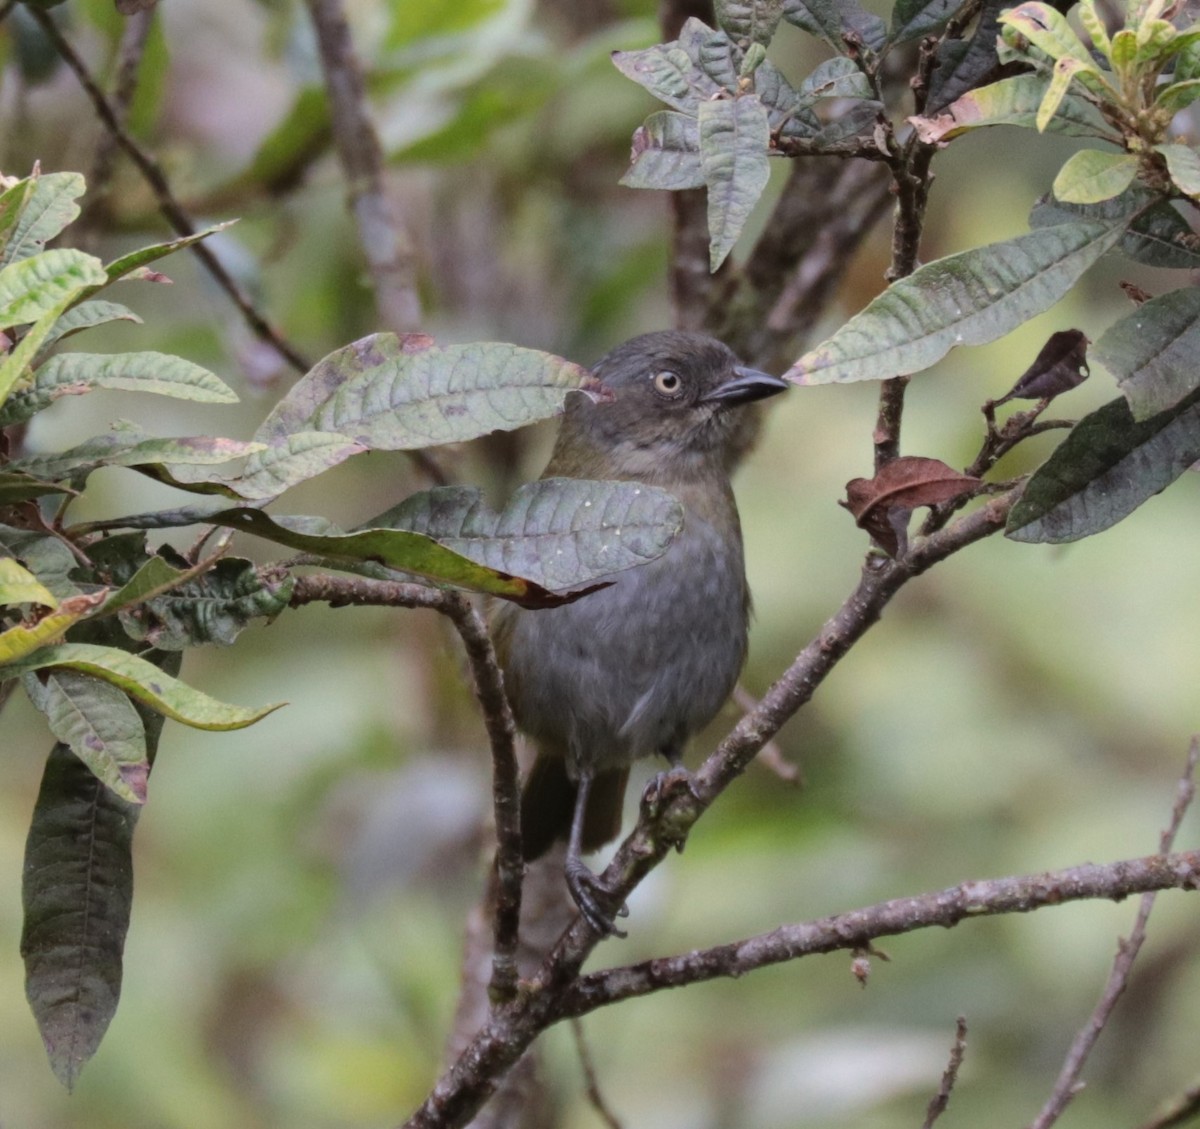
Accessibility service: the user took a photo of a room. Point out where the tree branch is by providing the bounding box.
[556,852,1200,1015]
[25,5,312,375]
[923,1017,968,1129]
[1028,737,1200,1129]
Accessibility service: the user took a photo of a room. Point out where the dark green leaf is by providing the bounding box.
[253,332,597,451]
[716,0,785,47]
[782,0,888,53]
[0,525,80,601]
[798,56,874,101]
[0,470,70,504]
[699,95,772,270]
[891,0,968,44]
[925,0,1004,112]
[611,19,737,112]
[24,671,149,804]
[788,221,1125,384]
[370,478,685,592]
[1094,286,1200,418]
[22,743,140,1090]
[621,111,705,190]
[1030,188,1200,269]
[755,58,822,137]
[1,172,85,266]
[1007,390,1200,542]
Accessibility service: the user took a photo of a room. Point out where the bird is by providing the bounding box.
[491,330,788,935]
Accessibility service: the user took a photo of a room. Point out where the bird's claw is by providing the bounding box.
[565,858,628,938]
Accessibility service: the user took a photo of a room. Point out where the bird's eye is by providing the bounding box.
[653,370,683,397]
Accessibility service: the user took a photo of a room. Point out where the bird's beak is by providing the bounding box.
[702,366,790,407]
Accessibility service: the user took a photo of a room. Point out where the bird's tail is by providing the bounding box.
[519,753,629,861]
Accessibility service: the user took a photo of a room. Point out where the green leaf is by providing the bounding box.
[611,19,738,112]
[0,350,238,427]
[621,111,705,190]
[0,471,69,504]
[0,593,107,665]
[782,0,888,52]
[911,74,1117,142]
[232,432,367,500]
[1175,36,1200,81]
[1,171,85,266]
[1052,149,1140,203]
[0,558,58,607]
[0,286,87,408]
[1007,390,1200,541]
[0,176,36,261]
[1037,57,1094,132]
[716,0,785,46]
[1155,78,1200,113]
[88,542,294,649]
[6,642,284,729]
[253,332,596,451]
[925,0,1005,111]
[369,478,685,592]
[1156,142,1200,199]
[797,56,874,100]
[1030,188,1200,268]
[0,249,107,331]
[891,0,966,45]
[33,299,142,360]
[1078,0,1111,54]
[1094,286,1200,417]
[24,671,148,804]
[0,526,81,602]
[998,3,1097,65]
[699,95,772,271]
[98,222,236,288]
[12,429,264,487]
[787,221,1125,384]
[22,743,140,1089]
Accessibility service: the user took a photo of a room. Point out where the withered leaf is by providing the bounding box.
[841,456,984,557]
[992,328,1090,407]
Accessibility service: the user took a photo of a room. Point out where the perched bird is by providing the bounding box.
[492,330,788,935]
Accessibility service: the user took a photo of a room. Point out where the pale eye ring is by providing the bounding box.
[653,370,683,397]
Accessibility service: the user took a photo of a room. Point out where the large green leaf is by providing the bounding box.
[787,221,1125,384]
[4,642,284,728]
[620,111,705,191]
[1030,189,1200,269]
[0,249,106,331]
[0,351,238,427]
[1,172,85,266]
[22,743,141,1090]
[611,19,736,112]
[253,332,596,453]
[370,477,685,592]
[699,95,771,270]
[1094,286,1200,418]
[24,671,149,804]
[1007,391,1200,542]
[232,432,366,501]
[33,300,142,360]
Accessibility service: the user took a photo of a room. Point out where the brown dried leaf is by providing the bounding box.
[841,456,983,556]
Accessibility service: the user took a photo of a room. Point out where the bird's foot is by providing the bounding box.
[565,857,629,938]
[642,764,700,853]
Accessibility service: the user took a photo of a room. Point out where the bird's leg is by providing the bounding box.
[565,770,629,938]
[642,744,700,853]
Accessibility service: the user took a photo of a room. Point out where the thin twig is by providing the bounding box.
[25,5,312,375]
[1137,1079,1200,1129]
[80,6,155,240]
[286,574,524,1002]
[1027,738,1200,1129]
[304,0,421,333]
[570,1018,623,1129]
[923,1017,968,1129]
[733,683,801,785]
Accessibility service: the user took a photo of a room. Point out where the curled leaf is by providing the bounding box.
[992,328,1090,406]
[841,456,983,556]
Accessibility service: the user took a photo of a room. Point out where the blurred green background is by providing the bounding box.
[1,0,1198,1126]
